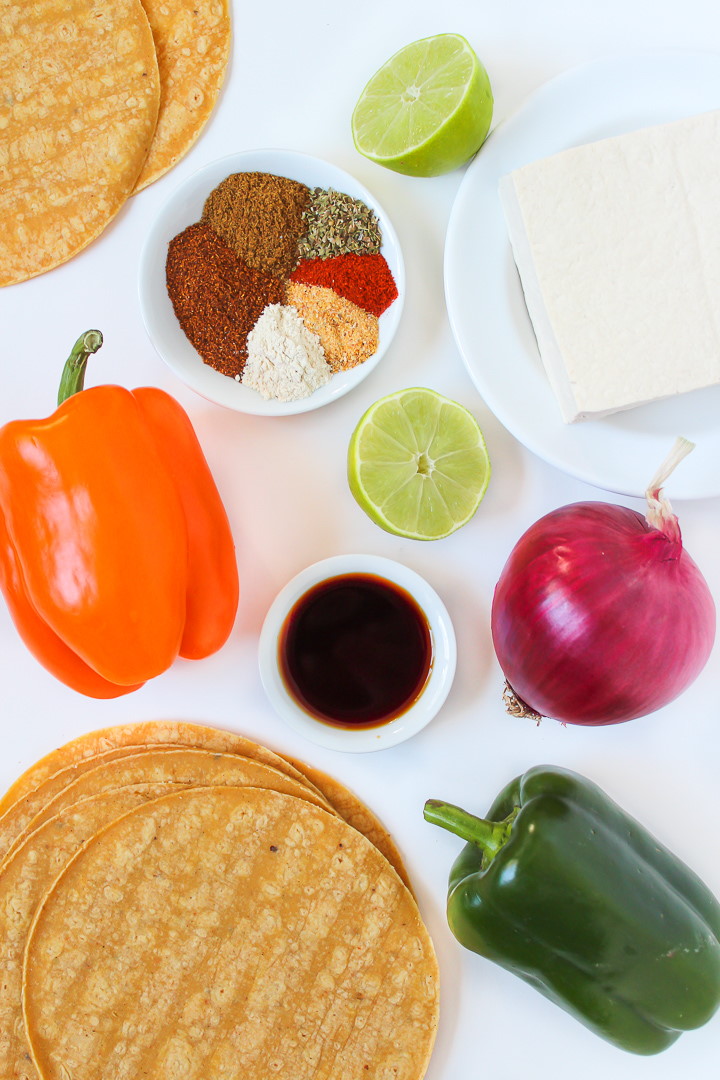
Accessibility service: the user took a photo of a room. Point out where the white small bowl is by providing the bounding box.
[258,554,456,752]
[138,149,404,416]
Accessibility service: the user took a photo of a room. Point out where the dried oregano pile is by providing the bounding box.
[297,189,382,259]
[166,171,398,402]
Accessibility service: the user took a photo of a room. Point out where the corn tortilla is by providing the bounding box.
[285,757,413,893]
[0,722,312,811]
[0,786,183,1080]
[15,749,336,847]
[24,787,439,1080]
[0,724,411,885]
[0,0,160,287]
[135,0,231,191]
[0,743,181,863]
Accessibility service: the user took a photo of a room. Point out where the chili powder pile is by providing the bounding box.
[164,169,398,397]
[166,222,284,378]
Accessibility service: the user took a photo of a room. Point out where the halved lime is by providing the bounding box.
[351,33,493,177]
[348,388,491,540]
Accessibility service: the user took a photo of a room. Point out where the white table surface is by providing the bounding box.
[1,1,720,1076]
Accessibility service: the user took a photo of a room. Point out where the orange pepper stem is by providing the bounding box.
[57,330,104,406]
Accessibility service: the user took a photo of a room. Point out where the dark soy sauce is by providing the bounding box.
[278,573,433,728]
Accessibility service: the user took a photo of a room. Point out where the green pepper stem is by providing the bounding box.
[424,799,518,863]
[57,330,104,406]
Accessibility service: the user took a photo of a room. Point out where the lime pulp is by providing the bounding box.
[347,387,491,540]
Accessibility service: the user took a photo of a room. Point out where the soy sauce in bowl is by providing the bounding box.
[278,573,433,729]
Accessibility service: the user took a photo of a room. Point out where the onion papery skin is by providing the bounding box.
[491,502,716,726]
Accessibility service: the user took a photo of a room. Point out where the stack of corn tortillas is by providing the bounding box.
[0,0,231,287]
[0,722,439,1080]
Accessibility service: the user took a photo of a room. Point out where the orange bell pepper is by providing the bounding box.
[0,331,239,698]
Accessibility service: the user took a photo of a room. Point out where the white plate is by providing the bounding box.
[445,50,720,498]
[139,149,404,416]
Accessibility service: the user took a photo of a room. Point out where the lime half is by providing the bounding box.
[348,388,491,540]
[351,33,493,177]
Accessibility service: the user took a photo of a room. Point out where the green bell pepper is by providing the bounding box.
[424,765,720,1055]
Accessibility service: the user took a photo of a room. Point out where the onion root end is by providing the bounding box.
[502,681,543,725]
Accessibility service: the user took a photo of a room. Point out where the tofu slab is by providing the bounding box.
[500,109,720,422]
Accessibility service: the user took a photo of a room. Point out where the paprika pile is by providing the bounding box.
[289,253,398,316]
[0,331,239,698]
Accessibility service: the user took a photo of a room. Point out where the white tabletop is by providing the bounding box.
[1,1,720,1076]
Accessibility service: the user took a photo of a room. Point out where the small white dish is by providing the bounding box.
[139,148,404,416]
[445,49,720,498]
[258,554,456,752]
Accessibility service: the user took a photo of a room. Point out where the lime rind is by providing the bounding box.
[347,387,490,541]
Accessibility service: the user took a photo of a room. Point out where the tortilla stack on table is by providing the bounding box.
[21,787,439,1080]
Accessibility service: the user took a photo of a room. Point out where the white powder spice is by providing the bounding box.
[242,304,332,401]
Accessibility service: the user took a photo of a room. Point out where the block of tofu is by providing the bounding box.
[499,109,720,423]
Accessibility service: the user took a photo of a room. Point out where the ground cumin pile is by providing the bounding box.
[202,172,310,278]
[166,222,284,378]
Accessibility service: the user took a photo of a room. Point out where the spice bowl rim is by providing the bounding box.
[138,148,405,416]
[258,554,457,752]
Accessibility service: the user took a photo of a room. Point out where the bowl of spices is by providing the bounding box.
[258,554,456,751]
[139,149,404,415]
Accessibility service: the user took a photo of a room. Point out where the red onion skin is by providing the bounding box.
[491,502,716,725]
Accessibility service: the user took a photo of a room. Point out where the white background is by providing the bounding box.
[1,1,720,1076]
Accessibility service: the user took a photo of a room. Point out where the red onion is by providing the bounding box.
[491,439,716,725]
